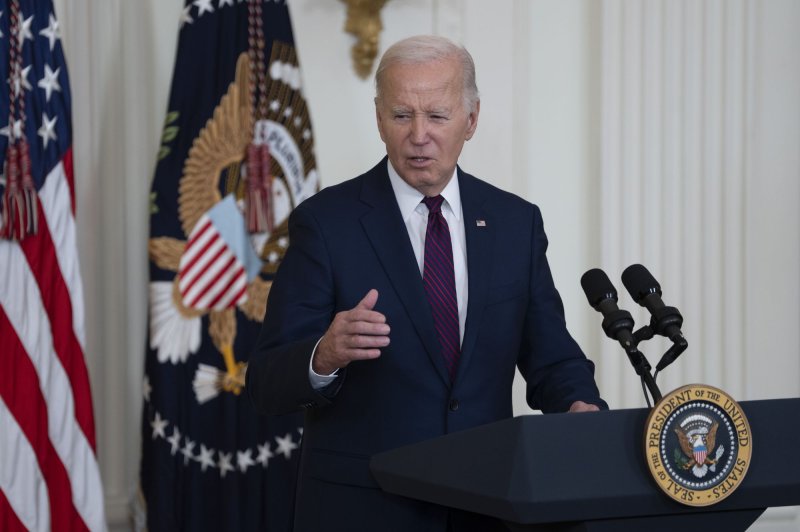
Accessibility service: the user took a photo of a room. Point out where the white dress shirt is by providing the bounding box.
[385,161,468,341]
[309,160,469,388]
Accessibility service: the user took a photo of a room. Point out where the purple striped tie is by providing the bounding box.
[421,195,460,380]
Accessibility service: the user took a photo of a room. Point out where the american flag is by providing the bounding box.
[0,1,106,531]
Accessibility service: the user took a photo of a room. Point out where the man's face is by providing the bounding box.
[375,57,479,196]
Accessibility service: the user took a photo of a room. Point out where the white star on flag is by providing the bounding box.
[193,0,215,16]
[237,449,256,472]
[151,412,168,439]
[218,452,235,478]
[38,64,61,102]
[198,445,216,472]
[256,443,274,467]
[18,14,34,44]
[167,427,182,456]
[181,438,196,465]
[219,0,234,7]
[38,112,58,148]
[142,375,152,402]
[39,13,61,51]
[0,12,4,39]
[1,119,23,140]
[13,65,32,96]
[274,433,298,460]
[179,5,194,28]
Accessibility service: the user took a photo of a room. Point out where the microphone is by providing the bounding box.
[581,268,662,403]
[580,268,637,352]
[621,264,688,371]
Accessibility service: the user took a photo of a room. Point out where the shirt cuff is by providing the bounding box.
[308,336,339,390]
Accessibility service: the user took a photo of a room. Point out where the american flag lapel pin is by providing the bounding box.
[476,220,486,227]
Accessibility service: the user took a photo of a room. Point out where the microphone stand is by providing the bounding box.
[622,342,662,406]
[600,308,663,406]
[627,323,688,406]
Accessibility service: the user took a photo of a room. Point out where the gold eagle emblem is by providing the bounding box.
[675,422,718,469]
[148,42,316,402]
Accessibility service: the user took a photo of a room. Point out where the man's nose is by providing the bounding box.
[409,116,429,144]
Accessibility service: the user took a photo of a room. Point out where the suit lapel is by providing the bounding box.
[456,170,494,383]
[359,162,452,388]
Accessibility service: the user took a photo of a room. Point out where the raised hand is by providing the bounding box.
[313,289,391,375]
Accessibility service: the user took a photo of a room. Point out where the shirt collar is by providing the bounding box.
[386,160,462,222]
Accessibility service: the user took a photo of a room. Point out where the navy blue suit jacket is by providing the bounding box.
[247,159,606,531]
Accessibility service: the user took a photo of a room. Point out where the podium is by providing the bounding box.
[370,398,800,531]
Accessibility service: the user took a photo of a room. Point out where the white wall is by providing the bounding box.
[51,0,800,529]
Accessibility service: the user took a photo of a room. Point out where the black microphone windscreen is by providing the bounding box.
[580,268,617,308]
[621,264,662,303]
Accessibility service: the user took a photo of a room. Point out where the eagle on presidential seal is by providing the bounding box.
[147,43,318,405]
[674,417,724,478]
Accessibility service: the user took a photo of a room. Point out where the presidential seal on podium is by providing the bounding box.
[644,384,752,506]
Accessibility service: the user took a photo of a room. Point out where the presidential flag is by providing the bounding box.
[0,1,107,531]
[140,0,318,530]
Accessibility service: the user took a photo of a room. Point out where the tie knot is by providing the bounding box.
[422,195,445,215]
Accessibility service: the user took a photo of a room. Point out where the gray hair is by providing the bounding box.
[374,35,480,113]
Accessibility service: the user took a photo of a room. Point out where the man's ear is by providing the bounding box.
[465,100,480,140]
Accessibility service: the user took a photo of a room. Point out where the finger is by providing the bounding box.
[344,348,382,361]
[347,321,390,336]
[354,289,379,311]
[349,333,390,349]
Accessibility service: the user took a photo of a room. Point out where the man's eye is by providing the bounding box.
[394,114,410,120]
[430,115,448,122]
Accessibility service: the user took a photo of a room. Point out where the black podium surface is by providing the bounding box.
[371,398,800,531]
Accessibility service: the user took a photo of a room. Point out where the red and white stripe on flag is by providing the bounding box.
[0,155,106,531]
[178,215,249,312]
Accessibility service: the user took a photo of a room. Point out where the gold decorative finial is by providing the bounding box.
[342,0,388,79]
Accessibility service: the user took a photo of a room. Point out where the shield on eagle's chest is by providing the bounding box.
[693,443,707,465]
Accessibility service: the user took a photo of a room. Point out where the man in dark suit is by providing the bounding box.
[247,35,607,531]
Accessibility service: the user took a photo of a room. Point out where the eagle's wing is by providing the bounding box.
[148,237,185,272]
[707,422,719,452]
[178,52,253,237]
[239,278,272,323]
[675,427,694,457]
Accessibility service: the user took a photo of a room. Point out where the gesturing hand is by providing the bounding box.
[313,289,390,375]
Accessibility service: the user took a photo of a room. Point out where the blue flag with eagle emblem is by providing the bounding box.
[140,0,318,530]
